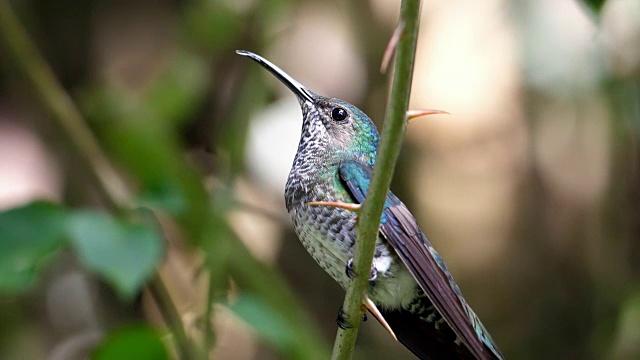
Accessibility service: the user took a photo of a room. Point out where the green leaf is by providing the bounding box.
[229,293,297,354]
[67,210,164,299]
[0,201,66,293]
[93,325,169,360]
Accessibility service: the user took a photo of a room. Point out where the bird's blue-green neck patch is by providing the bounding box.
[341,102,379,167]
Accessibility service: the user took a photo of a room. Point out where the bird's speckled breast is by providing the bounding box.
[285,165,418,310]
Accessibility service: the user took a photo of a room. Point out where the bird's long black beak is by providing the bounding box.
[236,50,315,103]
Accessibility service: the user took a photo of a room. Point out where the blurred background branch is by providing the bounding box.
[0,0,127,209]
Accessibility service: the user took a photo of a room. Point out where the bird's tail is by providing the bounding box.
[378,293,501,360]
[380,307,473,359]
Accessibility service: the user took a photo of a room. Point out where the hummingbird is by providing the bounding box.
[237,50,503,360]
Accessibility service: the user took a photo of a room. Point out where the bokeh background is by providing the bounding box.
[1,0,639,359]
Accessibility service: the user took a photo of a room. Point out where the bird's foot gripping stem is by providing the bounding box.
[336,306,367,330]
[345,258,377,283]
[336,299,398,342]
[336,307,352,330]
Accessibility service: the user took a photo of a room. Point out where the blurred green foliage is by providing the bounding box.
[581,0,608,14]
[0,0,329,358]
[0,201,165,299]
[93,325,169,360]
[230,294,302,356]
[0,202,66,292]
[67,210,165,299]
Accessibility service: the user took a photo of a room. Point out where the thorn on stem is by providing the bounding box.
[364,297,398,341]
[406,109,450,121]
[306,201,361,212]
[380,22,405,74]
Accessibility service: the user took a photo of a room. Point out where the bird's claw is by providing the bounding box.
[345,257,378,283]
[336,306,367,329]
[368,267,377,283]
[345,258,358,279]
[337,307,352,330]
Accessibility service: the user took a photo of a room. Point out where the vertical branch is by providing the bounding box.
[331,0,421,359]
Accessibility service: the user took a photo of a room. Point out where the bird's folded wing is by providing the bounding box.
[338,160,494,360]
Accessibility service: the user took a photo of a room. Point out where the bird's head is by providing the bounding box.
[237,50,379,167]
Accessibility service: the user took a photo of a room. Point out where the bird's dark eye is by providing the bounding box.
[331,107,348,122]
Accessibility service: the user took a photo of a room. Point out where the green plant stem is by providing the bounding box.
[203,278,214,360]
[330,0,421,359]
[0,2,194,359]
[149,276,196,360]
